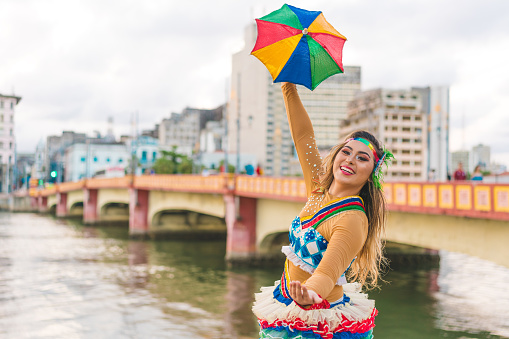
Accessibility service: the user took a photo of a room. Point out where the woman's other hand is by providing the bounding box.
[289,281,322,306]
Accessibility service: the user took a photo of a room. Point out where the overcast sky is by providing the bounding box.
[2,0,509,166]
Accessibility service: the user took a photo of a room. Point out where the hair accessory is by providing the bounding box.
[372,146,395,190]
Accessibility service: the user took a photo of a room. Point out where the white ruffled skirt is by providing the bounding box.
[253,281,377,339]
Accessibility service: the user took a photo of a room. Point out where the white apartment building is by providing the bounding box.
[64,143,129,182]
[200,120,225,154]
[340,88,428,181]
[412,86,450,181]
[0,93,21,193]
[229,23,361,176]
[471,144,490,170]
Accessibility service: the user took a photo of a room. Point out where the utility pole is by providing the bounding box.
[224,78,229,174]
[236,73,241,174]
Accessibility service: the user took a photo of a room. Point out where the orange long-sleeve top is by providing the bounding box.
[282,82,369,302]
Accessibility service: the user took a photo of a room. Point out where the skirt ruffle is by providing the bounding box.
[253,281,377,339]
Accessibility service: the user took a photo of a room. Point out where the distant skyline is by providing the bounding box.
[2,0,509,166]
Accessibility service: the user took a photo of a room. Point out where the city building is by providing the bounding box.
[64,142,129,182]
[200,120,225,154]
[0,93,21,193]
[228,23,361,176]
[14,152,34,190]
[412,86,450,181]
[159,106,223,156]
[32,140,45,181]
[471,144,490,170]
[340,88,428,181]
[128,135,160,175]
[142,124,159,139]
[45,131,87,182]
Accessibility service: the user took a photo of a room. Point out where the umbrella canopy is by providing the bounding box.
[251,4,347,91]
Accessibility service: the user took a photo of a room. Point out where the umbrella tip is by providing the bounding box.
[302,28,308,35]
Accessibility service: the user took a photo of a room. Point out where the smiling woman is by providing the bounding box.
[252,83,394,339]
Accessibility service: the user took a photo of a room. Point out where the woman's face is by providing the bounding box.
[332,140,376,190]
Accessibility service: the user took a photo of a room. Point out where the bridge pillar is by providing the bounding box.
[129,188,149,238]
[56,192,68,217]
[83,188,98,224]
[38,196,48,213]
[30,197,38,210]
[224,194,257,263]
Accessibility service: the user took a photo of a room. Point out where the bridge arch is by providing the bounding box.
[100,202,129,222]
[258,231,289,259]
[148,191,226,221]
[96,188,130,223]
[150,208,226,239]
[69,201,84,216]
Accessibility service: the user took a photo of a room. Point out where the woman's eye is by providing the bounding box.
[341,150,350,155]
[356,156,369,162]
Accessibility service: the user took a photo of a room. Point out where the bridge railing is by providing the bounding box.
[134,174,231,193]
[29,175,509,220]
[384,182,509,221]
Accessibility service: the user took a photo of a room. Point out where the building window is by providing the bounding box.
[81,157,86,162]
[0,101,3,108]
[0,115,3,122]
[152,151,157,160]
[10,115,13,122]
[402,127,411,132]
[415,161,422,166]
[415,116,421,121]
[118,158,124,163]
[10,102,13,109]
[141,151,147,162]
[415,150,421,155]
[93,157,98,162]
[9,142,12,149]
[0,142,3,149]
[402,161,410,165]
[402,138,410,143]
[106,157,110,162]
[402,116,411,121]
[10,129,12,136]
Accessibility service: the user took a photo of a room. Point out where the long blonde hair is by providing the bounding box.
[319,130,388,290]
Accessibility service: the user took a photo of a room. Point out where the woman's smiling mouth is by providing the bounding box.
[340,166,355,175]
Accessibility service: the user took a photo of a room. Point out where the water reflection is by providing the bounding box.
[434,251,509,337]
[0,212,508,339]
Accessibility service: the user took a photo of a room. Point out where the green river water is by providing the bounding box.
[0,213,508,338]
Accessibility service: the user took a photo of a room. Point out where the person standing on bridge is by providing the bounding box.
[253,83,393,339]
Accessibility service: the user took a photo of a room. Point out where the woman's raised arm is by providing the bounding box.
[282,83,322,197]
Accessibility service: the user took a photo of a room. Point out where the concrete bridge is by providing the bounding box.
[25,175,509,268]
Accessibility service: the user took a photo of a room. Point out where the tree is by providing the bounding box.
[153,146,194,174]
[219,160,235,174]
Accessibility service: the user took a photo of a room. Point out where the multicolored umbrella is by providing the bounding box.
[251,4,347,91]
